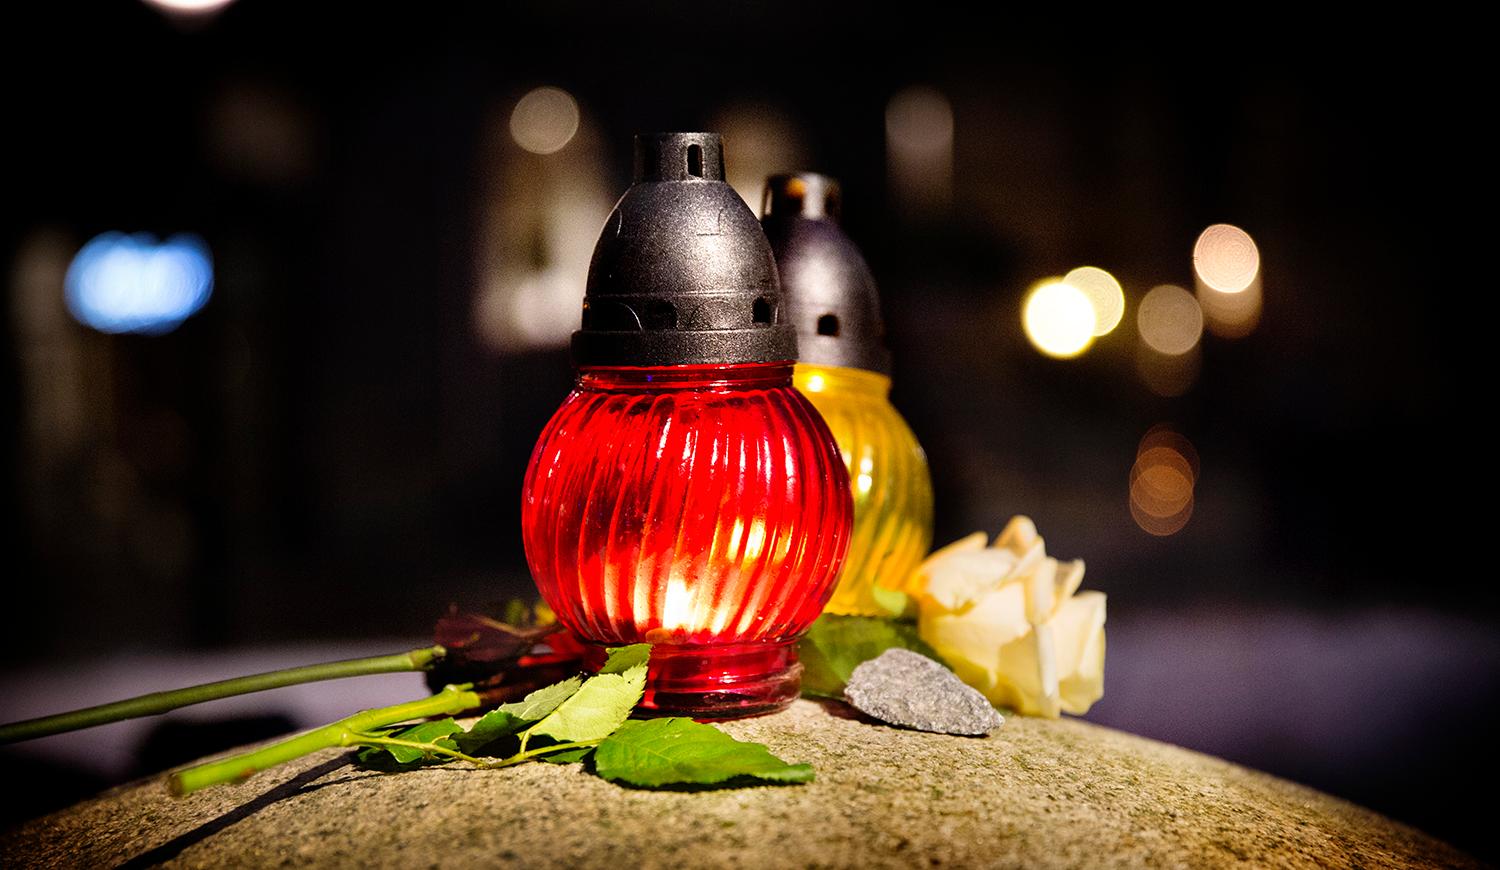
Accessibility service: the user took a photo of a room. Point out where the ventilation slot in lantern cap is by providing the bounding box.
[753,298,773,325]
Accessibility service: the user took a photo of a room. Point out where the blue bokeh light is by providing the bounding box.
[65,232,214,335]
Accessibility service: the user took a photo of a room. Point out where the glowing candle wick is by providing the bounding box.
[662,575,694,631]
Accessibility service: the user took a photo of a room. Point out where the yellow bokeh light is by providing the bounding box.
[1063,266,1125,336]
[802,373,826,393]
[510,87,580,155]
[1023,280,1097,359]
[1137,285,1203,356]
[1193,224,1260,294]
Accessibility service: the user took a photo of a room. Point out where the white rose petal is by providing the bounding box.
[1023,557,1057,625]
[1055,559,1086,611]
[929,530,989,559]
[1033,622,1061,716]
[994,515,1038,553]
[899,530,989,596]
[925,549,1018,610]
[1053,591,1106,714]
[912,516,1107,719]
[919,582,1030,691]
[989,622,1052,717]
[1008,537,1047,580]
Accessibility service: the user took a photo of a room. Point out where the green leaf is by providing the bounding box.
[356,718,462,766]
[870,583,916,619]
[593,718,814,788]
[598,643,652,675]
[452,711,525,755]
[503,676,585,720]
[798,615,940,698]
[453,677,583,754]
[526,651,650,744]
[537,745,594,764]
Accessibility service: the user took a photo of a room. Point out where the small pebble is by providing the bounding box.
[844,649,1005,736]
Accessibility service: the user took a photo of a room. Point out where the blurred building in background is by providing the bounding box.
[3,2,1489,859]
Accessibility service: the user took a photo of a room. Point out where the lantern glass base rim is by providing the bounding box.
[583,639,803,719]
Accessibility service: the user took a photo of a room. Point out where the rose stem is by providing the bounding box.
[169,683,483,796]
[0,645,446,744]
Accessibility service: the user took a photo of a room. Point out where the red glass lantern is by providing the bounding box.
[521,133,852,717]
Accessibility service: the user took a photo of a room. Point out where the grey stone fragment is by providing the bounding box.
[844,648,1005,735]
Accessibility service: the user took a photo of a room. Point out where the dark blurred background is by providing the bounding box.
[3,2,1492,860]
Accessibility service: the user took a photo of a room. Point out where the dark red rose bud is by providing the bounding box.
[425,606,563,692]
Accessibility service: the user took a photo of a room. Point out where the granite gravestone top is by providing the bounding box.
[1,700,1476,869]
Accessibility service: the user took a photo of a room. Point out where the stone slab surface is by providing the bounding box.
[0,700,1477,869]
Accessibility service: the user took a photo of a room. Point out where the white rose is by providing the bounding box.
[911,516,1105,718]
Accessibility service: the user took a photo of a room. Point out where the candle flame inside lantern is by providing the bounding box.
[662,574,694,631]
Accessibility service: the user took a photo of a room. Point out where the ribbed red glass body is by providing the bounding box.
[521,362,852,716]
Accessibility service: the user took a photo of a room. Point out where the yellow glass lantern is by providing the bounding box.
[762,173,934,615]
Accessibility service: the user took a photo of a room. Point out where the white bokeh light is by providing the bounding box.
[1137,285,1203,356]
[510,87,581,155]
[1193,224,1260,294]
[1063,266,1125,337]
[1023,280,1097,359]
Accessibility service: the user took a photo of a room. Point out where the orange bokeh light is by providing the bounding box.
[1129,426,1198,536]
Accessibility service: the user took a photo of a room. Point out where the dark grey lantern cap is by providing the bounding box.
[572,132,796,367]
[760,172,891,375]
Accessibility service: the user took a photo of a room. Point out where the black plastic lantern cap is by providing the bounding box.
[760,173,892,375]
[572,133,795,367]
